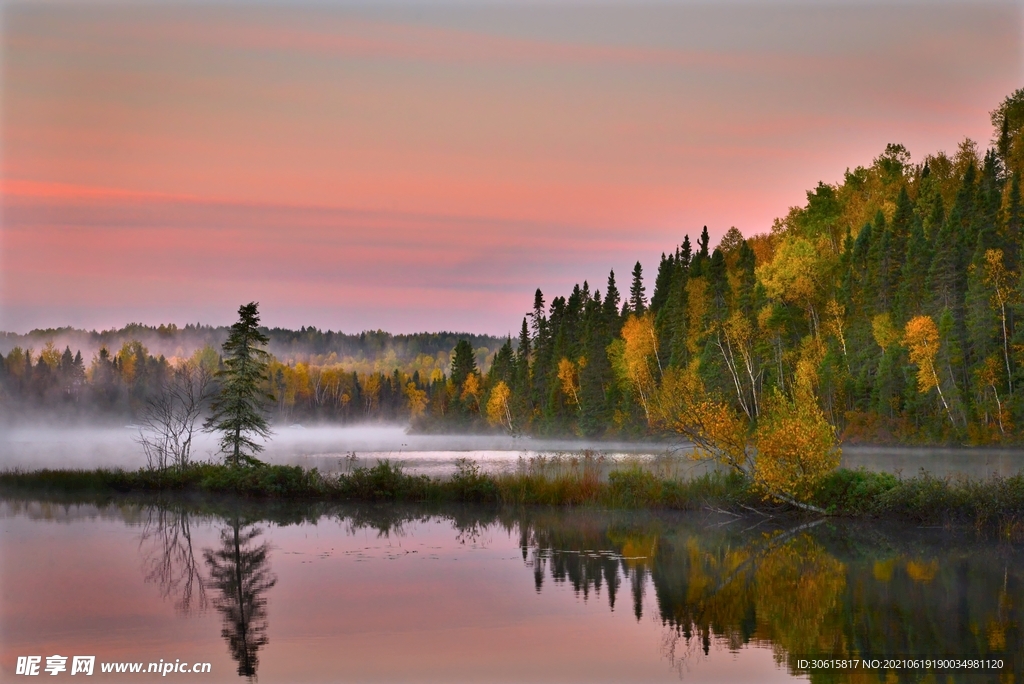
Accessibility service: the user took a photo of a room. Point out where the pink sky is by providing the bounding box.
[1,2,1021,335]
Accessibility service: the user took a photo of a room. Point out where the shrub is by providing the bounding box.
[813,468,898,515]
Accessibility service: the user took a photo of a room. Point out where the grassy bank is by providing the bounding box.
[5,460,1024,532]
[0,458,750,510]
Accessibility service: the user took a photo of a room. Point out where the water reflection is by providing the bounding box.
[203,520,277,679]
[138,508,277,679]
[139,506,207,614]
[4,496,1021,682]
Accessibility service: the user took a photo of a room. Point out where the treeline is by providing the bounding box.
[428,89,1024,444]
[0,335,499,424]
[6,89,1024,445]
[0,325,502,383]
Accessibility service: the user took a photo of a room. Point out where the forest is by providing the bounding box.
[3,88,1024,448]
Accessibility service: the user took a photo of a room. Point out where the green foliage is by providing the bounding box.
[448,458,499,502]
[449,339,478,389]
[205,302,274,467]
[198,464,322,497]
[336,461,432,502]
[8,463,1024,532]
[607,467,662,507]
[813,468,898,514]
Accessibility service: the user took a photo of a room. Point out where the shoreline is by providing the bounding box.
[4,462,1024,535]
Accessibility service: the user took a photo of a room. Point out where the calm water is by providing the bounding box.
[7,426,1024,480]
[2,496,1021,683]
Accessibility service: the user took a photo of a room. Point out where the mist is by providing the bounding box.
[0,423,693,477]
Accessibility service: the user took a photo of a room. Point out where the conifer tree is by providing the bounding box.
[450,340,477,389]
[603,270,622,324]
[679,235,692,270]
[204,302,274,467]
[697,226,710,261]
[650,253,676,314]
[629,261,647,315]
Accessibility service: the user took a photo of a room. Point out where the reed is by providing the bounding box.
[8,458,1024,531]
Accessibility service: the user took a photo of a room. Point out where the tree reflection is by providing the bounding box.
[511,509,1023,683]
[138,506,207,614]
[204,519,277,680]
[121,499,1024,683]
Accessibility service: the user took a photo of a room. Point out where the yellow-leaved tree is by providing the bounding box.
[756,236,831,338]
[405,382,428,420]
[485,381,514,433]
[611,312,661,425]
[557,357,583,411]
[461,373,481,414]
[904,315,955,426]
[871,312,900,352]
[753,387,840,503]
[980,248,1017,397]
[656,365,838,511]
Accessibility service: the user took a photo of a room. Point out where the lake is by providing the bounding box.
[6,425,1024,480]
[1,495,1020,682]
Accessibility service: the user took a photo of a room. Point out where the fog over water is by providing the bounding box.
[5,423,1024,479]
[0,424,696,476]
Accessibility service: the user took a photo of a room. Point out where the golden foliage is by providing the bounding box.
[982,249,1016,308]
[461,373,481,413]
[904,315,940,394]
[905,559,939,583]
[756,237,827,309]
[614,313,661,423]
[485,381,514,433]
[872,559,895,582]
[871,313,900,352]
[39,341,61,370]
[656,367,751,473]
[116,340,148,386]
[404,382,428,419]
[753,389,840,502]
[794,337,824,400]
[557,357,582,408]
[753,536,847,657]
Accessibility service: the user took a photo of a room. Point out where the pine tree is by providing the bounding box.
[697,226,710,261]
[1007,173,1021,273]
[450,339,478,389]
[629,261,647,315]
[603,270,622,324]
[650,253,676,314]
[204,302,274,467]
[895,215,931,322]
[679,235,692,269]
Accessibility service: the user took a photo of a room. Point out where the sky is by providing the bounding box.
[1,1,1021,336]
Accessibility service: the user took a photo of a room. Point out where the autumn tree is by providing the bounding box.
[904,315,956,426]
[980,248,1016,396]
[485,381,515,433]
[753,388,840,503]
[610,313,661,425]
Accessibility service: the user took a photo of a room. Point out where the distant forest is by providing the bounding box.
[0,327,504,423]
[4,89,1024,444]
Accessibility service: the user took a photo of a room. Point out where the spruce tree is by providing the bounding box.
[450,340,477,389]
[650,253,676,314]
[603,270,622,323]
[629,261,647,315]
[204,302,274,467]
[697,226,710,261]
